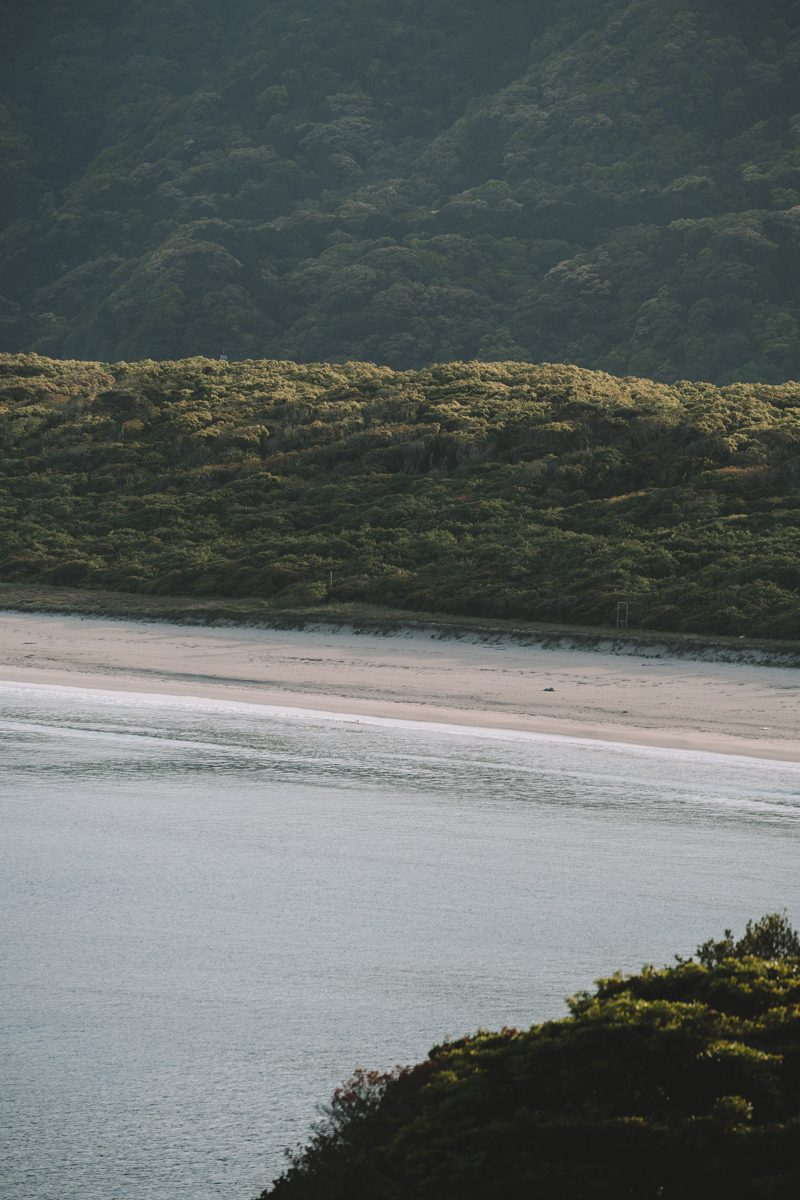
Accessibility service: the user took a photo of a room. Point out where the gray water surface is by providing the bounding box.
[2,682,799,1199]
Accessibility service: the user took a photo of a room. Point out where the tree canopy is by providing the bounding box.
[1,352,798,638]
[259,916,800,1200]
[2,0,800,382]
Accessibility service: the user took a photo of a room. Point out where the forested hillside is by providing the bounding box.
[2,0,800,382]
[1,353,798,637]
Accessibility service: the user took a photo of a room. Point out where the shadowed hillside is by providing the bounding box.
[2,0,800,381]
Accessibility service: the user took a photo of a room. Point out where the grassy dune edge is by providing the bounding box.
[2,583,799,668]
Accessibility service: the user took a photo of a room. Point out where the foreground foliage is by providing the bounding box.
[1,353,799,637]
[260,917,800,1199]
[2,0,800,382]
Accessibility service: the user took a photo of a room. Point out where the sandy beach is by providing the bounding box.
[0,609,797,761]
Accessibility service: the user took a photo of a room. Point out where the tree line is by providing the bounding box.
[1,352,798,639]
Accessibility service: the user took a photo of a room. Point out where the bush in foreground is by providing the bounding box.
[260,916,800,1199]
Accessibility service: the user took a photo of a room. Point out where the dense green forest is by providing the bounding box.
[1,353,798,637]
[2,0,800,381]
[259,916,800,1200]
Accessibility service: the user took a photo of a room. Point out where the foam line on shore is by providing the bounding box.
[2,673,799,767]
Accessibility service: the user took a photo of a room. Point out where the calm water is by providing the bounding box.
[2,681,800,1200]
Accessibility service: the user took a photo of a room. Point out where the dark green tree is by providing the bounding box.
[259,916,800,1200]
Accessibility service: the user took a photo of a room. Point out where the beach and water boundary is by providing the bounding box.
[3,593,800,1200]
[0,601,798,763]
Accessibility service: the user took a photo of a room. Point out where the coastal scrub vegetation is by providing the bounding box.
[3,0,800,382]
[259,915,800,1199]
[0,353,798,638]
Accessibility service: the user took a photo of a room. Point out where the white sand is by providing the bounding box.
[0,610,798,761]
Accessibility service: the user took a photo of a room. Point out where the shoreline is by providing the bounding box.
[1,610,799,763]
[2,668,799,763]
